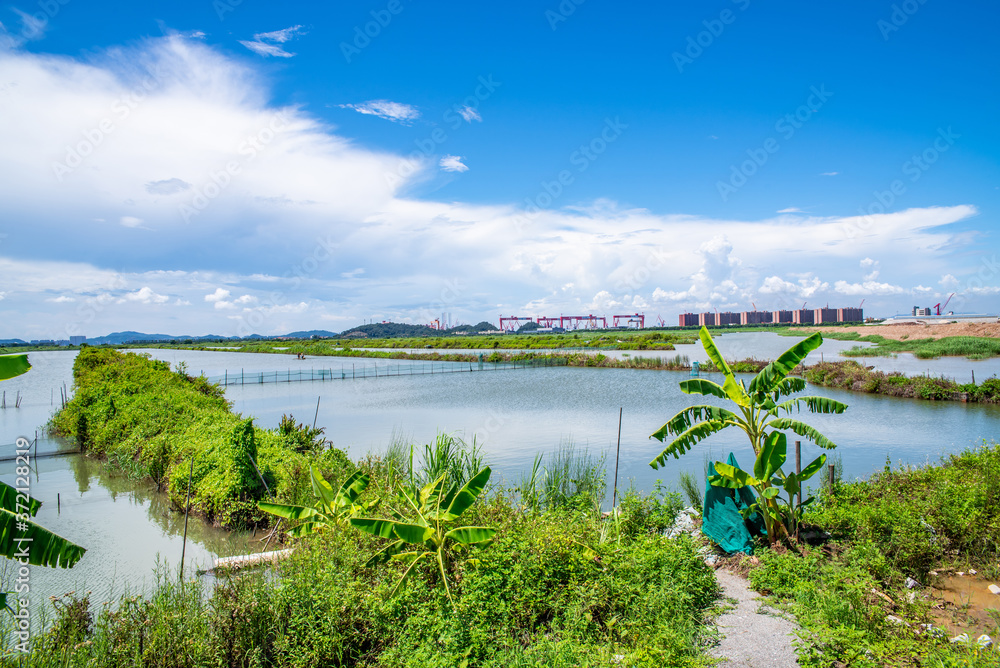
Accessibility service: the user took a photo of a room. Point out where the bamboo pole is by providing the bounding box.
[180,458,194,580]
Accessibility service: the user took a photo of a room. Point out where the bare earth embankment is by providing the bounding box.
[802,321,1000,341]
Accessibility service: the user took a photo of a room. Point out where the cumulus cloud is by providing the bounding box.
[204,288,231,303]
[439,155,468,172]
[119,286,169,304]
[120,216,143,228]
[340,99,419,124]
[45,295,76,303]
[0,33,991,337]
[833,280,905,296]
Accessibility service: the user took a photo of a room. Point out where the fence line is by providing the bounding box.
[205,357,568,387]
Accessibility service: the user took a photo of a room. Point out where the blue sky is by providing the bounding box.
[1,0,998,338]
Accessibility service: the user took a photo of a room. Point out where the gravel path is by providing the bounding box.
[710,569,800,668]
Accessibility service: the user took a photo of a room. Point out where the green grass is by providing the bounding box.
[743,443,1000,667]
[834,335,1000,360]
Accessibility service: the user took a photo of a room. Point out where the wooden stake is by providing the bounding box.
[180,457,194,580]
[795,440,801,540]
[312,396,321,430]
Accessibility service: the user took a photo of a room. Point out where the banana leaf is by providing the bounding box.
[0,508,86,568]
[650,419,727,468]
[748,333,822,397]
[0,355,30,381]
[0,481,41,517]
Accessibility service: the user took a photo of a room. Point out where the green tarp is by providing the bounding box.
[701,453,766,554]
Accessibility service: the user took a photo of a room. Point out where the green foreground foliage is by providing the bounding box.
[747,443,1000,667]
[11,474,719,667]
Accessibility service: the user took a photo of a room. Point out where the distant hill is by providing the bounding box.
[0,339,27,345]
[282,330,339,339]
[89,331,236,345]
[338,323,440,338]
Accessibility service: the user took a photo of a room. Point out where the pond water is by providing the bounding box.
[2,337,999,616]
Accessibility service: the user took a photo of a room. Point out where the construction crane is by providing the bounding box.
[934,293,956,315]
[859,299,865,309]
[656,315,665,327]
[752,302,757,311]
[801,302,807,310]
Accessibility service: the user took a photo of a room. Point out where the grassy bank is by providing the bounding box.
[745,443,1000,667]
[50,347,351,529]
[9,448,722,667]
[803,360,1000,402]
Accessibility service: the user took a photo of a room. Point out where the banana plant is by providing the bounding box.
[258,467,370,537]
[350,466,495,604]
[0,480,86,568]
[649,327,847,544]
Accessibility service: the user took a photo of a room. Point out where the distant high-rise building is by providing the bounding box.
[718,312,741,326]
[698,312,717,327]
[773,310,794,324]
[912,306,932,316]
[814,307,839,324]
[678,313,699,326]
[838,307,863,322]
[792,309,814,324]
[69,335,86,345]
[740,311,773,325]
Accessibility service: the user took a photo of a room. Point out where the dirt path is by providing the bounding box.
[711,569,800,668]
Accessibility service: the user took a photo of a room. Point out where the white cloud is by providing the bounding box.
[239,25,304,58]
[204,288,231,303]
[145,178,191,195]
[120,216,143,228]
[820,171,839,176]
[833,280,905,296]
[860,257,880,281]
[45,295,76,303]
[340,99,420,124]
[776,207,802,213]
[458,106,482,123]
[439,155,468,172]
[0,33,992,337]
[119,286,169,304]
[340,268,365,279]
[940,274,960,289]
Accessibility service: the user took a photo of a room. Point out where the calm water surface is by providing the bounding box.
[2,338,999,611]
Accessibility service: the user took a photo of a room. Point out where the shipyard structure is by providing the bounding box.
[678,307,863,327]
